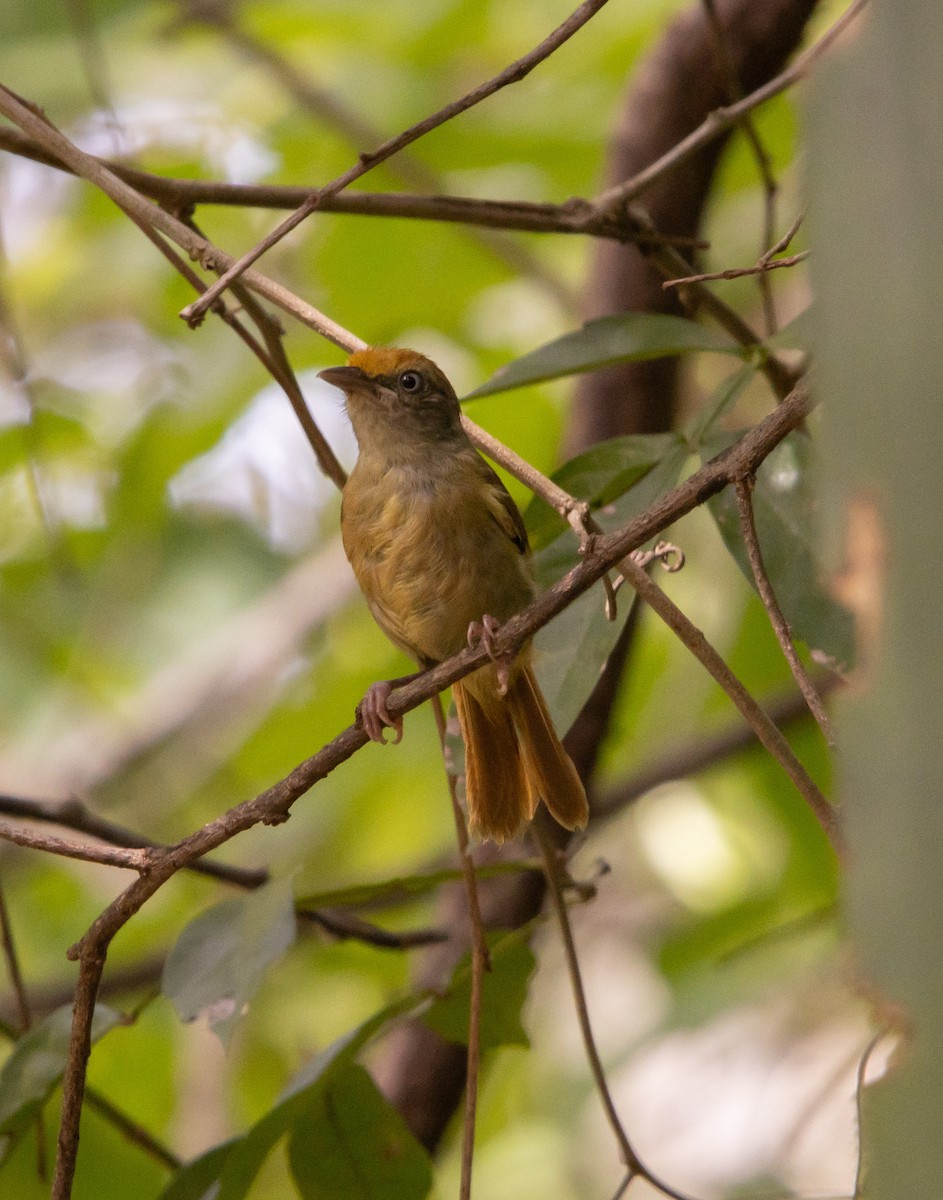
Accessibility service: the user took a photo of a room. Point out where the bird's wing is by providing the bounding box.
[477,456,529,556]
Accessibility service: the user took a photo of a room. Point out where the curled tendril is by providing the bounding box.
[631,540,686,573]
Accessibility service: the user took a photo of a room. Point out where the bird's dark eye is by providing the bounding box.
[399,370,422,393]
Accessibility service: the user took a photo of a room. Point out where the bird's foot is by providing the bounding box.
[467,614,511,696]
[358,681,404,744]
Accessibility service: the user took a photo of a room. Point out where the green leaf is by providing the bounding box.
[0,412,92,473]
[686,363,758,446]
[523,432,678,551]
[161,878,296,1045]
[210,995,423,1200]
[703,431,855,673]
[468,313,742,398]
[158,1139,240,1200]
[423,932,536,1051]
[287,1064,432,1200]
[532,438,689,734]
[763,305,813,353]
[296,859,541,911]
[0,1005,122,1155]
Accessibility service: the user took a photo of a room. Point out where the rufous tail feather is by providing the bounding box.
[506,667,588,832]
[453,680,533,844]
[454,667,588,843]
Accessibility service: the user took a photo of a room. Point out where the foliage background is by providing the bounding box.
[1,1,930,1198]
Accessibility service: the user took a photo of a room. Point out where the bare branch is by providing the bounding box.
[699,0,780,332]
[534,818,695,1200]
[0,83,362,351]
[169,0,580,314]
[662,249,807,288]
[593,676,841,819]
[616,553,838,844]
[593,0,868,217]
[0,820,152,871]
[0,124,701,246]
[181,0,614,324]
[0,883,32,1034]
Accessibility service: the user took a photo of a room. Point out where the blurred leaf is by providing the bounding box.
[523,432,678,551]
[685,363,758,446]
[161,878,296,1045]
[703,431,855,673]
[0,411,93,473]
[0,1005,121,1157]
[763,305,813,353]
[211,995,422,1200]
[424,932,535,1051]
[468,313,743,398]
[287,1064,432,1200]
[158,1139,240,1200]
[533,438,689,734]
[297,859,541,910]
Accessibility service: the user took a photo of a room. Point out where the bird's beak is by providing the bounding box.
[318,365,371,395]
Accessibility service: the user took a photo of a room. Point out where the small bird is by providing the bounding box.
[319,347,588,843]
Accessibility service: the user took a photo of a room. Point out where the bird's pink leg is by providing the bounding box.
[358,671,422,743]
[467,614,511,696]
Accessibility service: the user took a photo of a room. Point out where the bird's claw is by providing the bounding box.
[358,681,403,744]
[467,614,511,696]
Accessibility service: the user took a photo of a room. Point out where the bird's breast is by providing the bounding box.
[341,458,534,665]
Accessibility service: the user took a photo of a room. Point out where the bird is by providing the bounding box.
[319,346,588,844]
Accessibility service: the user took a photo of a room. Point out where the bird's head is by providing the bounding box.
[319,347,463,452]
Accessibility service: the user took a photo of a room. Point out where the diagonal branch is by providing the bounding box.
[592,0,868,218]
[180,0,613,324]
[49,379,819,1196]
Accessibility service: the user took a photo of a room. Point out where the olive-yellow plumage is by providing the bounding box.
[320,347,588,843]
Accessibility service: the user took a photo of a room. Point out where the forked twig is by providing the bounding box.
[181,0,613,324]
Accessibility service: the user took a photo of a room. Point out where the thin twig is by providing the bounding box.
[180,213,347,486]
[0,84,360,351]
[593,675,841,819]
[181,0,613,324]
[0,877,46,1178]
[0,820,152,871]
[0,880,32,1034]
[662,250,808,289]
[534,820,642,1174]
[699,0,779,334]
[83,1087,181,1172]
[431,695,489,1200]
[593,0,869,216]
[53,951,106,1199]
[733,477,834,743]
[617,554,838,845]
[0,793,441,950]
[534,819,694,1200]
[170,0,580,315]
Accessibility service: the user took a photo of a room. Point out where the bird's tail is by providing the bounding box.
[454,664,588,844]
